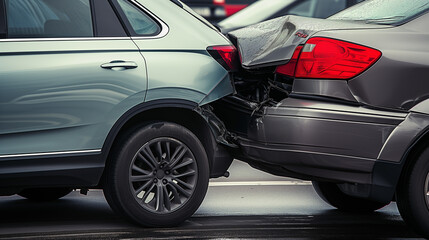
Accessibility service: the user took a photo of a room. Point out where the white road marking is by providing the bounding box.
[209,181,312,187]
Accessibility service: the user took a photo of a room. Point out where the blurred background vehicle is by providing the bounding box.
[217,0,365,33]
[181,0,257,23]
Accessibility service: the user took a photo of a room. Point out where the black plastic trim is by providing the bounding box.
[101,99,234,178]
[0,151,103,188]
[89,0,98,37]
[108,0,131,36]
[0,0,6,38]
[170,0,183,8]
[93,0,128,37]
[370,160,402,202]
[101,99,198,161]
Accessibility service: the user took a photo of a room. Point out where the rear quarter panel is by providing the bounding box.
[133,0,234,105]
[314,13,429,111]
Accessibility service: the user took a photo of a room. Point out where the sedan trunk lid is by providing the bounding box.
[228,15,388,69]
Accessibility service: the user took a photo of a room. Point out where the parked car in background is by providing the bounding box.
[217,0,365,32]
[0,0,236,227]
[182,0,257,23]
[212,0,429,237]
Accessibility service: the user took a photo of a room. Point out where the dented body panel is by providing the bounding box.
[215,97,406,183]
[228,15,386,69]
[214,11,429,203]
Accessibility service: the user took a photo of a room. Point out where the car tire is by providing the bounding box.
[103,122,209,227]
[312,181,388,212]
[396,147,429,238]
[18,188,73,201]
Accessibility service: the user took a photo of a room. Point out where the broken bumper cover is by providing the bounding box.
[213,96,409,201]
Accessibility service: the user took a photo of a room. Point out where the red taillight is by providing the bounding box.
[275,45,303,77]
[207,45,238,71]
[276,37,381,80]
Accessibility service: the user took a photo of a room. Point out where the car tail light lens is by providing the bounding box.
[207,45,238,72]
[275,46,303,77]
[276,37,381,80]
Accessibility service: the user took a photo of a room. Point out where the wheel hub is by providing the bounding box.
[156,169,165,179]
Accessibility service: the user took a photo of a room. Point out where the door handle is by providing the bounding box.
[101,60,138,70]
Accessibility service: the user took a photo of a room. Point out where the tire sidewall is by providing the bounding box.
[398,147,429,237]
[109,122,209,226]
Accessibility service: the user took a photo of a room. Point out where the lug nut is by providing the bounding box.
[154,179,158,183]
[160,164,164,169]
[153,170,157,174]
[165,170,170,175]
[162,179,168,184]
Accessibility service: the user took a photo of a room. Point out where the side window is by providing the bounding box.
[314,0,347,18]
[5,0,93,38]
[115,0,160,36]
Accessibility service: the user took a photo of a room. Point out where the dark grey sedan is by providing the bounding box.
[210,0,429,237]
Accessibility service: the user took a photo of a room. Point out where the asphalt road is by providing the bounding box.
[0,161,424,239]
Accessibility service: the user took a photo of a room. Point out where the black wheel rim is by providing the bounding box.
[129,137,198,213]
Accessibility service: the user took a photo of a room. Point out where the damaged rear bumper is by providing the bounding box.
[212,95,408,201]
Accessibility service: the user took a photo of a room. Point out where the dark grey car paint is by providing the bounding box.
[292,79,358,102]
[218,97,405,180]
[228,15,387,69]
[215,12,429,203]
[317,13,429,111]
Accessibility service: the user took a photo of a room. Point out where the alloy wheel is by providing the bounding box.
[129,137,198,213]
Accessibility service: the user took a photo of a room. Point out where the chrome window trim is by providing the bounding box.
[0,37,132,42]
[128,0,169,39]
[0,149,101,159]
[0,0,169,42]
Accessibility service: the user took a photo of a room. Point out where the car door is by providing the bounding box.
[0,0,147,156]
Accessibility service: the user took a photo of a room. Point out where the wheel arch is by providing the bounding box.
[397,127,429,189]
[371,124,429,203]
[368,113,429,202]
[98,99,228,186]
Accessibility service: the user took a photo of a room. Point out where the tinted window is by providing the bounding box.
[6,0,93,38]
[314,0,346,18]
[330,0,429,25]
[116,0,160,36]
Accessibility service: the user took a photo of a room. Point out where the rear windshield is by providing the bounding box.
[329,0,429,25]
